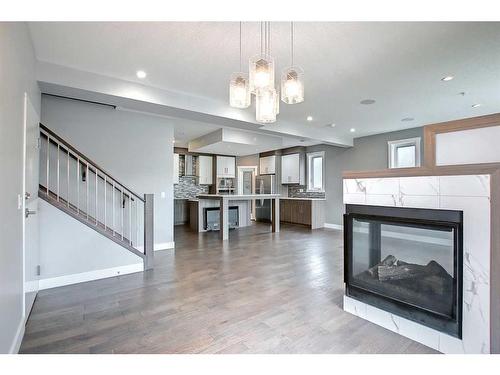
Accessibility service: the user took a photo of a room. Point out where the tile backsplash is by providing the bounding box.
[174,176,209,199]
[287,185,325,199]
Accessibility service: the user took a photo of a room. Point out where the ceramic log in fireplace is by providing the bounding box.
[344,204,463,338]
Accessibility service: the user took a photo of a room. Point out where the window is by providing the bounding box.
[388,137,421,168]
[307,151,325,191]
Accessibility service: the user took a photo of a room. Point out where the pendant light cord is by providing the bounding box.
[291,22,294,66]
[260,22,264,55]
[239,22,242,72]
[268,22,271,56]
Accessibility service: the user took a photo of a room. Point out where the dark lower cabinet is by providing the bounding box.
[174,199,189,225]
[280,199,312,226]
[280,199,325,229]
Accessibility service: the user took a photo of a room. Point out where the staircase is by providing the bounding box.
[38,124,154,270]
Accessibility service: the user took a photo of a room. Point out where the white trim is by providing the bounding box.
[388,137,421,168]
[306,151,325,192]
[237,166,258,219]
[154,241,175,251]
[38,263,143,290]
[324,223,343,230]
[9,318,26,354]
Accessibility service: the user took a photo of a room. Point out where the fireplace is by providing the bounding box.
[344,204,463,338]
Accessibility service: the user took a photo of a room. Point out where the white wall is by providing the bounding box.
[0,23,40,353]
[41,95,174,249]
[38,200,142,285]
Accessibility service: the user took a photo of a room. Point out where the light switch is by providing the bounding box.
[161,191,166,199]
[17,194,22,210]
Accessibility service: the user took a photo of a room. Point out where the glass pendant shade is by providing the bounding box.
[281,67,304,104]
[229,73,250,108]
[249,53,275,93]
[256,87,278,124]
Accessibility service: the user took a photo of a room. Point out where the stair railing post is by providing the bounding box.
[143,193,154,270]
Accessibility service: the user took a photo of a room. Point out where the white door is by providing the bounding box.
[23,93,40,317]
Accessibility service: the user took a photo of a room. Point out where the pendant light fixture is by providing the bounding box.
[256,86,278,123]
[228,22,302,124]
[281,22,304,104]
[254,22,277,123]
[229,22,250,108]
[249,22,275,93]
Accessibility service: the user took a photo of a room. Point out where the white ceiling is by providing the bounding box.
[29,22,500,142]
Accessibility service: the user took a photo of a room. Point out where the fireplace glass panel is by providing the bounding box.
[351,218,455,318]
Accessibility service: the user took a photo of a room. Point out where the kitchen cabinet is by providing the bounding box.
[280,199,325,229]
[173,153,180,184]
[174,199,189,225]
[197,155,213,185]
[281,153,305,184]
[216,156,236,178]
[259,155,276,175]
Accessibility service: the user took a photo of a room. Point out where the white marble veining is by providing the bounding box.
[364,178,399,195]
[343,179,366,194]
[400,176,439,196]
[343,174,492,354]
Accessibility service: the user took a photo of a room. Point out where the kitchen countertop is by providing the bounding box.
[197,194,281,200]
[280,197,326,201]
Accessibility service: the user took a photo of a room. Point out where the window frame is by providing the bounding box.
[387,137,421,169]
[306,151,325,192]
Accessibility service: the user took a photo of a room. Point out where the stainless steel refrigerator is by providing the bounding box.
[255,175,276,222]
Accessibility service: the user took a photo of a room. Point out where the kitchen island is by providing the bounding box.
[193,194,281,240]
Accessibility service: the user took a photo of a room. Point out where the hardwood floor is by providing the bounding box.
[20,223,437,354]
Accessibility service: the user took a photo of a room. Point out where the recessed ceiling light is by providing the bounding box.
[472,104,482,108]
[401,117,414,122]
[350,128,356,133]
[360,99,376,105]
[441,75,454,81]
[329,123,336,128]
[306,116,313,122]
[136,70,147,79]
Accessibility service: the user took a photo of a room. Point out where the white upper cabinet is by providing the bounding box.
[281,153,304,184]
[259,155,276,175]
[216,156,236,178]
[173,153,180,184]
[197,155,213,185]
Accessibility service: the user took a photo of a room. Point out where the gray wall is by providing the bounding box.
[39,200,142,279]
[309,126,423,226]
[0,23,40,353]
[41,95,175,249]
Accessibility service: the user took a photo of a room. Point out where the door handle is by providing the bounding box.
[25,192,31,200]
[25,208,37,218]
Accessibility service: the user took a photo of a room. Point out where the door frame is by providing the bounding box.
[237,166,258,219]
[22,92,40,320]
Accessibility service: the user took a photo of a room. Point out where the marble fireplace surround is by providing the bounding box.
[343,174,491,353]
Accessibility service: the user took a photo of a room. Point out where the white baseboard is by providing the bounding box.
[324,223,343,230]
[38,263,143,290]
[9,317,25,354]
[154,241,175,251]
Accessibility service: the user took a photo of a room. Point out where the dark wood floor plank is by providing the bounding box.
[20,223,438,354]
